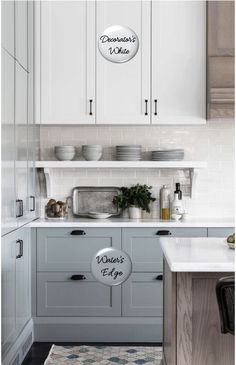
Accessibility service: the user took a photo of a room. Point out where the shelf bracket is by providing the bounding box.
[189,168,200,199]
[44,168,51,199]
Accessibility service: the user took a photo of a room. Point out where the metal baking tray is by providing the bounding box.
[72,186,122,216]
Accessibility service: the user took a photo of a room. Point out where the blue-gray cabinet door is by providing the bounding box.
[122,272,163,317]
[37,228,121,271]
[37,272,121,317]
[122,227,207,272]
[208,228,234,237]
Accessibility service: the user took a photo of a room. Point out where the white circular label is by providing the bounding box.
[98,25,139,63]
[91,247,132,286]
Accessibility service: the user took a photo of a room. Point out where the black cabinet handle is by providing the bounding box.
[156,230,171,236]
[154,99,158,115]
[89,99,93,115]
[30,195,35,212]
[70,230,86,236]
[16,199,23,218]
[16,239,23,259]
[145,99,148,116]
[70,274,86,281]
[156,274,163,281]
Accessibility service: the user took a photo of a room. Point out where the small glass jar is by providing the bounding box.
[45,199,68,219]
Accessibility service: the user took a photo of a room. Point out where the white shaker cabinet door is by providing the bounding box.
[1,50,17,236]
[1,0,15,57]
[15,229,31,335]
[96,1,151,124]
[152,1,206,125]
[1,231,17,356]
[38,1,95,124]
[15,63,29,227]
[15,0,28,70]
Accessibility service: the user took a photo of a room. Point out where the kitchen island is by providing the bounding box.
[160,237,235,365]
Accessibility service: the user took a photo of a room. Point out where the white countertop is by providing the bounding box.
[160,237,235,272]
[29,217,234,228]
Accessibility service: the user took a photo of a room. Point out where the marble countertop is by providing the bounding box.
[160,237,235,272]
[28,217,235,228]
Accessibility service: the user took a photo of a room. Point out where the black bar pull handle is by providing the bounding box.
[16,239,23,259]
[89,99,93,115]
[30,195,35,212]
[70,230,86,236]
[156,274,163,281]
[70,274,86,281]
[154,99,158,115]
[145,99,148,116]
[16,199,23,218]
[156,230,171,236]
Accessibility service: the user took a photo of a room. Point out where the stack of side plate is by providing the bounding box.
[151,149,184,161]
[116,145,142,161]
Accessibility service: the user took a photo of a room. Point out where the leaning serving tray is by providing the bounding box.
[72,186,122,216]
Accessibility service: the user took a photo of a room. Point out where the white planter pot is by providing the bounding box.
[128,206,142,219]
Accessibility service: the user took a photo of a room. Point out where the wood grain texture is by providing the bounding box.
[176,273,192,365]
[192,273,235,365]
[208,1,235,56]
[163,260,176,365]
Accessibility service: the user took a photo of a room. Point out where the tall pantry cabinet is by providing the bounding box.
[1,0,38,236]
[1,1,36,364]
[36,0,206,125]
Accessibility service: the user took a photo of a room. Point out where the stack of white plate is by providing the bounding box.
[151,149,184,161]
[116,145,142,161]
[54,145,75,161]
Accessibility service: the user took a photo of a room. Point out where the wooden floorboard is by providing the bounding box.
[22,342,162,365]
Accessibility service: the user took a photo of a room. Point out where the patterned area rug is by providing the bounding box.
[44,345,163,365]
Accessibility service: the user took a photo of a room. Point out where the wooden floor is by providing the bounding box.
[22,342,162,365]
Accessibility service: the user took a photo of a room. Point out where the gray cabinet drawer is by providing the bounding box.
[122,273,163,317]
[37,272,121,317]
[37,228,121,271]
[208,227,234,237]
[122,228,207,272]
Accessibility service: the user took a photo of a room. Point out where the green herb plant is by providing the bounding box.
[113,184,156,213]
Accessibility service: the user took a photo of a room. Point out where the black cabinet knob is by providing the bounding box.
[70,230,86,236]
[70,275,86,281]
[156,274,163,281]
[156,230,171,236]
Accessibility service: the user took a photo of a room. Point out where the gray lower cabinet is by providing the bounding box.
[122,272,163,317]
[37,272,121,317]
[208,227,234,237]
[122,228,207,272]
[37,228,121,271]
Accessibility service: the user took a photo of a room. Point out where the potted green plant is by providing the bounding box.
[113,184,156,219]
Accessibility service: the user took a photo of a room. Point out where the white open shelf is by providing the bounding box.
[35,160,207,199]
[35,160,207,169]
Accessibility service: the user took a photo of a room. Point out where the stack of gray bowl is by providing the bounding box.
[54,146,75,161]
[82,145,103,161]
[116,145,142,161]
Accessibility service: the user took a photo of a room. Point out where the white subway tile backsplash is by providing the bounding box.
[39,119,234,218]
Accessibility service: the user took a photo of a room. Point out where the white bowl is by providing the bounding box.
[55,145,75,150]
[82,150,102,161]
[171,213,182,221]
[55,150,75,161]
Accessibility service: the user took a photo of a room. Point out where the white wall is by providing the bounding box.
[39,119,234,219]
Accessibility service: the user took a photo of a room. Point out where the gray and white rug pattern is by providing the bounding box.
[44,345,163,365]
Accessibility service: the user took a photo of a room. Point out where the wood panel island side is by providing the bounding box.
[160,237,235,365]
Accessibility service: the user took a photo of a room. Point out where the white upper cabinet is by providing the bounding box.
[37,0,206,125]
[96,0,151,124]
[15,62,29,226]
[1,0,15,56]
[152,1,206,124]
[38,1,96,124]
[15,0,28,70]
[1,50,17,236]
